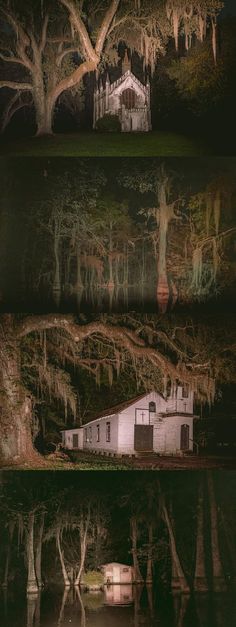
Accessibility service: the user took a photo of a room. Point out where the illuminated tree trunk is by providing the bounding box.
[162,503,190,593]
[207,473,226,592]
[130,517,143,583]
[156,178,176,313]
[74,509,90,586]
[0,315,38,464]
[157,206,169,312]
[35,511,45,589]
[34,83,54,136]
[194,479,209,592]
[27,511,39,595]
[56,529,71,588]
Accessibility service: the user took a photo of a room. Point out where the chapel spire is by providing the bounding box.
[122,49,131,74]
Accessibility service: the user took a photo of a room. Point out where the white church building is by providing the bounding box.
[61,385,198,457]
[93,51,151,132]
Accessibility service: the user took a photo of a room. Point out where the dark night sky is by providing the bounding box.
[223,0,236,14]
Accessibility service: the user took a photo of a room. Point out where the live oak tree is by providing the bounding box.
[1,312,236,465]
[0,0,224,135]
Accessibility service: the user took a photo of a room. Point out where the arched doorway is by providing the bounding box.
[180,424,189,450]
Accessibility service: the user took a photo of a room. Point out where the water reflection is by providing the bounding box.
[104,583,134,605]
[1,586,236,627]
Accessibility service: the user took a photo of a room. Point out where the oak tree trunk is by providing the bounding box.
[34,79,53,136]
[0,315,39,464]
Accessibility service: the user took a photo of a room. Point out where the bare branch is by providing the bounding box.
[39,13,50,54]
[0,81,33,91]
[56,46,80,67]
[0,52,27,67]
[60,0,99,63]
[0,8,34,71]
[95,0,121,55]
[1,91,33,133]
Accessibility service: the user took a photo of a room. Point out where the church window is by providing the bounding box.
[182,384,189,398]
[149,402,156,413]
[106,422,111,442]
[121,88,136,109]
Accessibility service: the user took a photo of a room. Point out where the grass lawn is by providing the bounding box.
[1,451,236,470]
[0,131,212,157]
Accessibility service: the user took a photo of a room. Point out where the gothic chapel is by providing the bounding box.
[93,50,152,132]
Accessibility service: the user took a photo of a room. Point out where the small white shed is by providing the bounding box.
[61,427,83,450]
[101,563,134,585]
[62,386,197,457]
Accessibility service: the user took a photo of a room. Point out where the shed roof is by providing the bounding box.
[101,562,132,569]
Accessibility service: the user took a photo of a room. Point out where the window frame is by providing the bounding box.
[106,421,111,442]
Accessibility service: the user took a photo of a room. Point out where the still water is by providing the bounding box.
[0,584,236,627]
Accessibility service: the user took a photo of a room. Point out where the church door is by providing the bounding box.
[134,425,153,451]
[180,424,190,450]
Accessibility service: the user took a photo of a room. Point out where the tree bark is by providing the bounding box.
[162,503,190,593]
[194,478,209,592]
[27,511,39,595]
[130,517,143,583]
[33,76,54,136]
[0,315,40,464]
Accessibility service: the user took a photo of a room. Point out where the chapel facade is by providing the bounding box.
[93,51,152,132]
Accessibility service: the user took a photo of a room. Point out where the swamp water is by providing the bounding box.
[0,584,235,627]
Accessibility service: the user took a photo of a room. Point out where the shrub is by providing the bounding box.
[95,114,121,132]
[81,570,104,588]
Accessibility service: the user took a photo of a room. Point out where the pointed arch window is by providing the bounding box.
[121,88,136,109]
